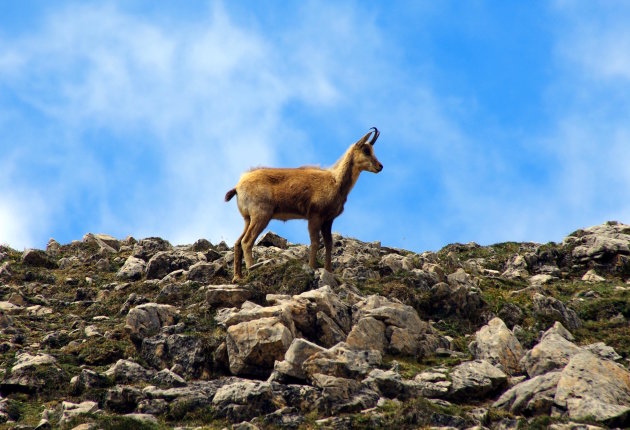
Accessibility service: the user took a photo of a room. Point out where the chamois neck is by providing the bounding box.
[330,147,361,196]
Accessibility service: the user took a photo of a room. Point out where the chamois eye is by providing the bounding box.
[362,146,371,156]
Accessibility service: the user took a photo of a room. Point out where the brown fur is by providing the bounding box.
[226,128,383,281]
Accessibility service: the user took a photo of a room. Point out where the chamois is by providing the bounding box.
[225,127,383,281]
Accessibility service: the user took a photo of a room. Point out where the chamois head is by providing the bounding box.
[352,127,383,173]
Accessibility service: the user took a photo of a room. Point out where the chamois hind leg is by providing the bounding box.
[233,216,250,282]
[308,219,323,269]
[241,214,271,270]
[321,219,333,272]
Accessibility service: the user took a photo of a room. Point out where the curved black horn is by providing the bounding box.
[369,127,380,145]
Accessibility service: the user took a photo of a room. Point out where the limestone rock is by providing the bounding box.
[216,303,298,341]
[190,238,213,252]
[311,373,379,413]
[83,233,120,253]
[123,413,158,425]
[226,317,293,376]
[493,371,561,415]
[273,338,326,380]
[362,368,413,400]
[581,269,605,282]
[154,368,186,388]
[70,369,111,395]
[22,249,57,269]
[188,261,224,283]
[354,295,443,357]
[530,274,555,286]
[141,332,211,379]
[380,253,406,274]
[413,367,452,398]
[548,424,606,430]
[256,231,289,249]
[124,303,179,341]
[532,293,582,331]
[104,359,155,384]
[346,316,387,353]
[132,237,172,261]
[104,385,145,413]
[213,380,274,421]
[520,323,582,377]
[448,360,508,401]
[497,302,525,328]
[314,268,338,289]
[302,342,381,380]
[0,262,12,280]
[205,284,254,307]
[295,286,352,333]
[146,250,199,280]
[140,379,229,417]
[501,254,529,279]
[427,281,487,321]
[46,238,61,256]
[59,401,99,425]
[116,256,146,281]
[0,301,23,315]
[554,351,630,426]
[583,342,622,361]
[568,222,630,260]
[469,317,524,375]
[315,311,347,347]
[1,353,66,393]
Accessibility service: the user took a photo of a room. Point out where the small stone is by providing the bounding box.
[448,360,508,400]
[582,269,605,282]
[124,303,179,341]
[256,231,289,249]
[226,317,294,377]
[469,317,524,375]
[59,401,99,425]
[205,285,254,307]
[22,249,57,269]
[116,256,147,281]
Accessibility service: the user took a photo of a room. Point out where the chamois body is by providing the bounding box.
[226,128,382,281]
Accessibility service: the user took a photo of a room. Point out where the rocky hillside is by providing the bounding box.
[0,221,629,429]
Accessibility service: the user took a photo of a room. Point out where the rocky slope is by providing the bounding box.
[0,221,629,429]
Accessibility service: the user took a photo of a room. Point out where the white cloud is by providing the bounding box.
[554,1,630,82]
[0,192,48,249]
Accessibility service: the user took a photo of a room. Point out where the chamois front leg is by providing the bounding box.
[308,219,322,269]
[321,219,333,272]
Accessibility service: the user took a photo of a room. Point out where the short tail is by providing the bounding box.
[225,188,237,202]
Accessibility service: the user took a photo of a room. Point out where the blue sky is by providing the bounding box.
[1,1,630,252]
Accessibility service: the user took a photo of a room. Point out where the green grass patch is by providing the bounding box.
[62,413,169,430]
[350,396,475,429]
[0,397,44,428]
[245,259,317,300]
[64,334,134,366]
